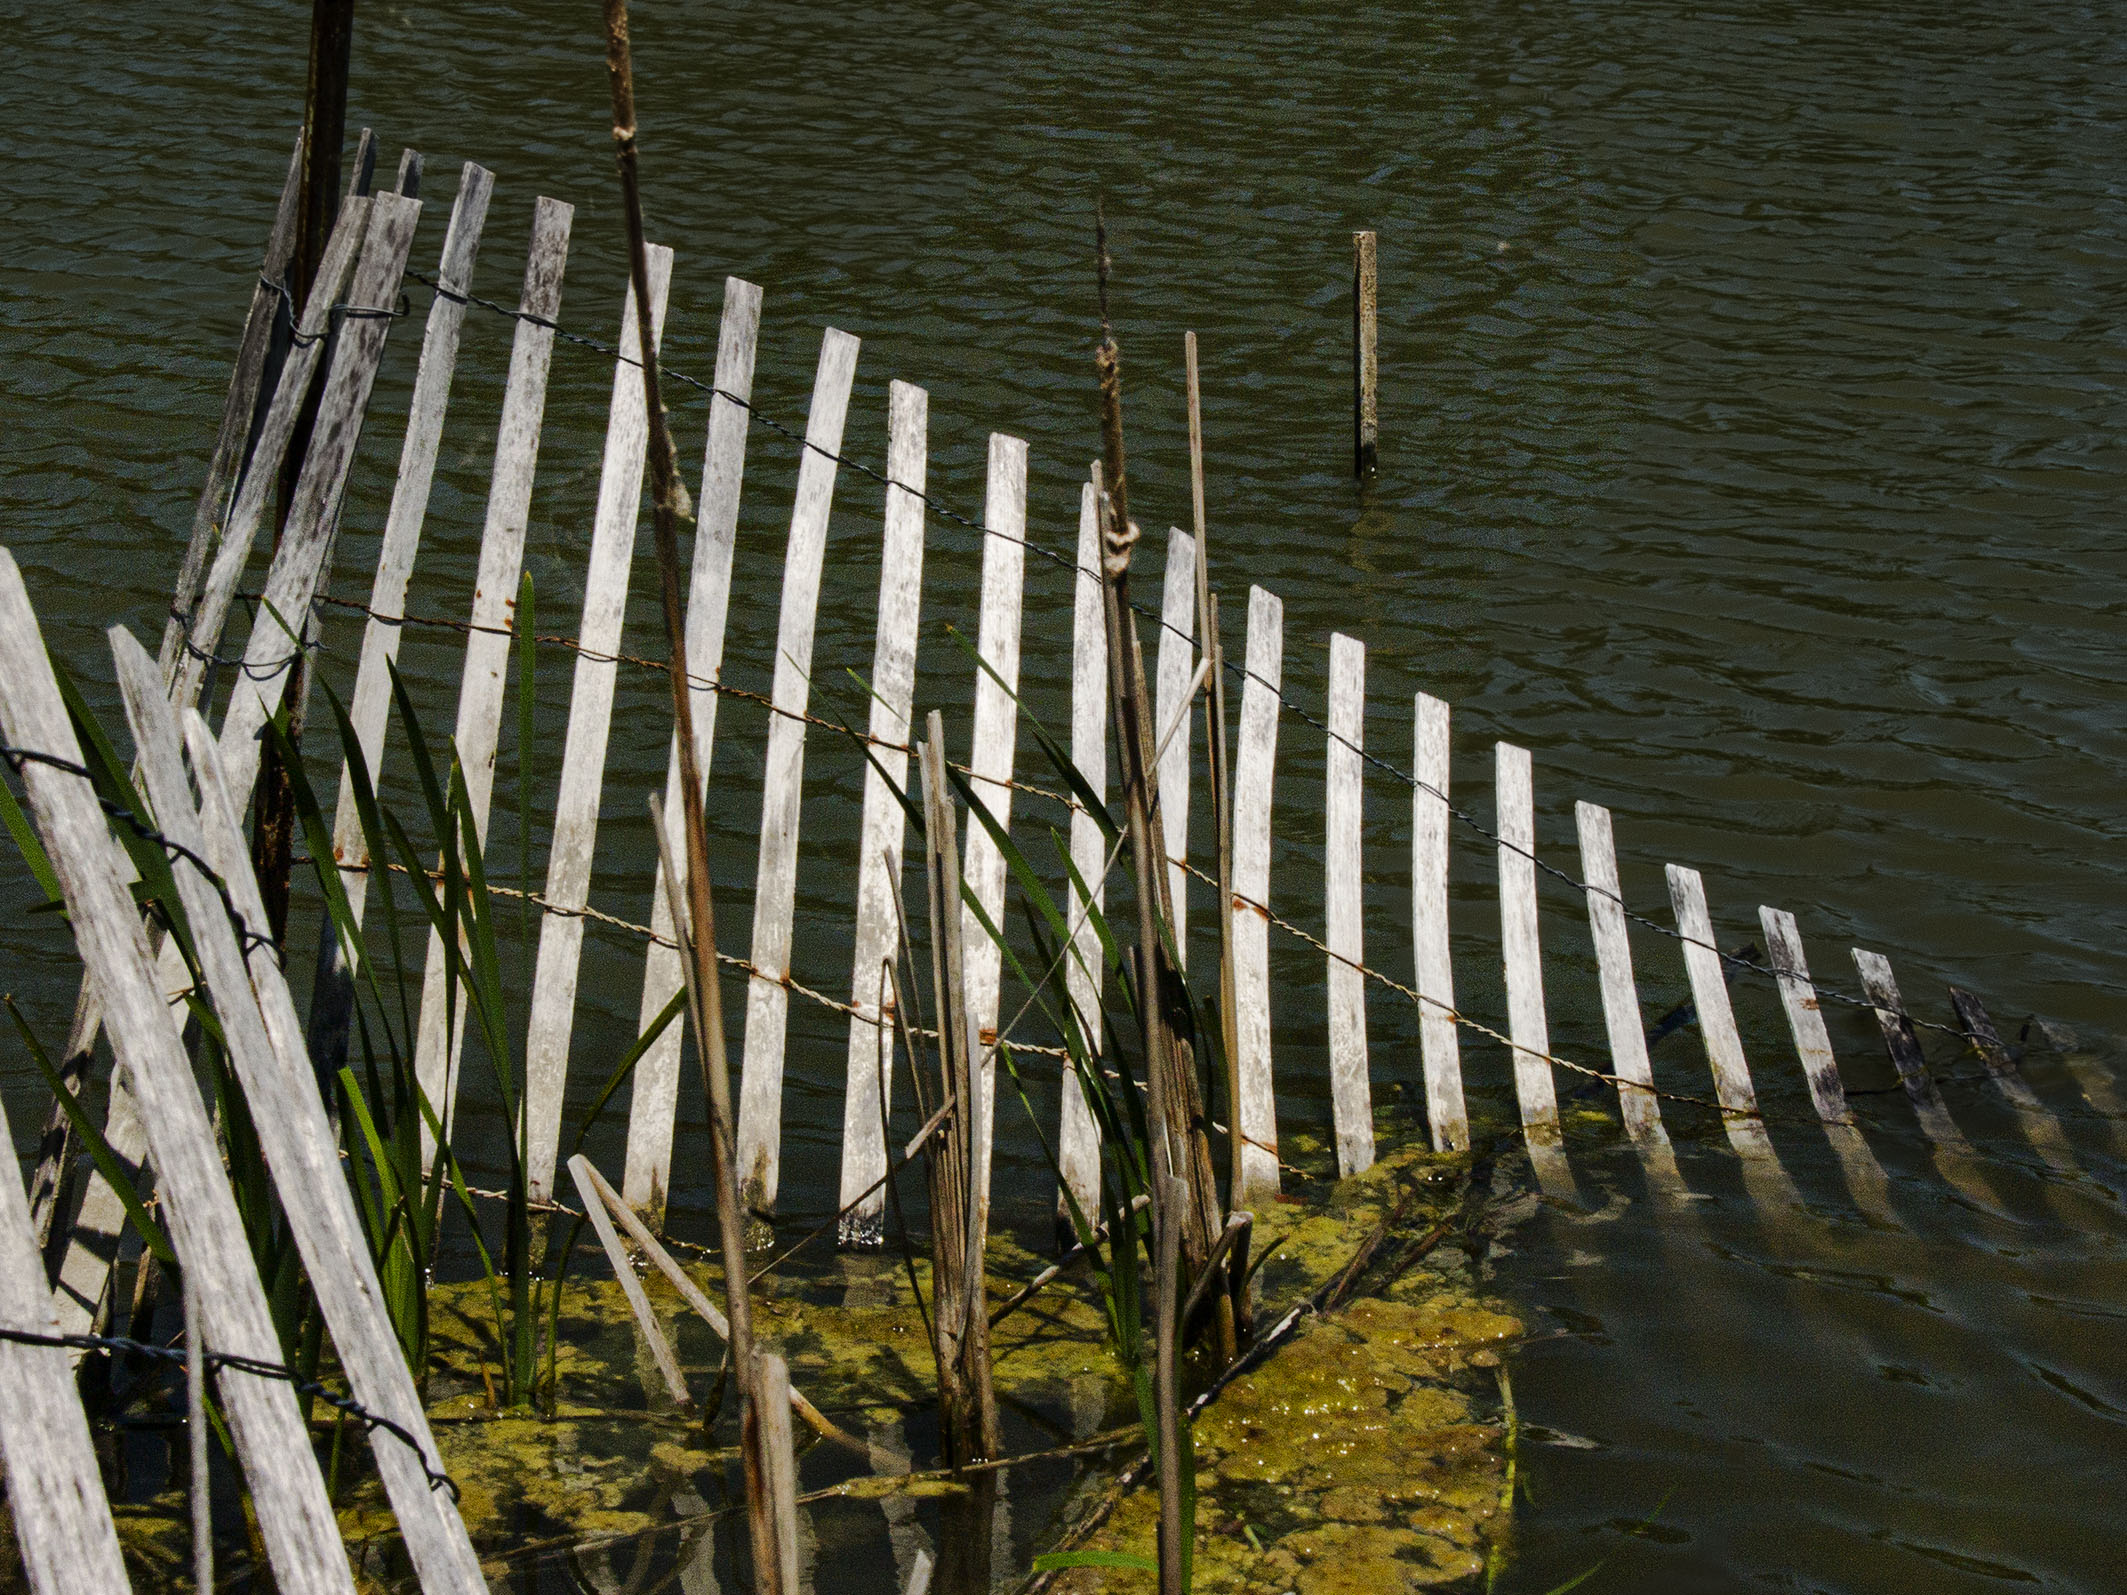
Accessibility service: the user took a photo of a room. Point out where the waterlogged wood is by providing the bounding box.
[837,381,930,1244]
[619,277,765,1218]
[159,135,305,686]
[0,553,353,1595]
[1758,906,1894,1220]
[113,637,484,1595]
[1229,584,1284,1205]
[1324,633,1371,1177]
[1949,987,2078,1176]
[1572,804,1666,1144]
[0,1091,131,1595]
[510,246,675,1198]
[1411,694,1469,1153]
[393,195,571,1163]
[1353,230,1378,478]
[215,192,424,794]
[568,1157,692,1408]
[961,433,1029,1222]
[308,161,496,1081]
[167,190,368,709]
[1153,528,1197,959]
[1496,742,1575,1199]
[1851,951,1968,1149]
[1056,479,1107,1229]
[737,328,862,1216]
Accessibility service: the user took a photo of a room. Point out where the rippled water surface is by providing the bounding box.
[3,1,2124,1590]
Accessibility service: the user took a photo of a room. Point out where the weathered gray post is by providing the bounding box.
[1353,230,1379,477]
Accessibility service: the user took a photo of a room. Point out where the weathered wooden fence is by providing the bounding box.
[0,142,2101,1591]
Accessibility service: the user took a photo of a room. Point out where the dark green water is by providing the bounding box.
[3,1,2124,1590]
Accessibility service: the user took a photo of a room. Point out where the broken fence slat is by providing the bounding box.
[308,160,497,1087]
[566,1155,693,1409]
[1056,478,1108,1231]
[737,328,863,1217]
[512,246,675,1200]
[837,380,930,1245]
[0,551,354,1595]
[1851,950,1972,1151]
[1229,584,1283,1205]
[619,276,764,1218]
[1324,632,1371,1178]
[114,635,485,1595]
[1949,986,2079,1176]
[961,433,1030,1229]
[1412,693,1470,1154]
[1153,527,1197,959]
[1496,742,1576,1201]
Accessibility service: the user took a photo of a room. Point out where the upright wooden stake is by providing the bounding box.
[603,4,771,1585]
[1353,230,1378,478]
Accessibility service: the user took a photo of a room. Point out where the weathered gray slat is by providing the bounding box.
[507,248,675,1195]
[1852,950,2010,1211]
[1757,906,1895,1220]
[1153,527,1197,959]
[0,551,354,1595]
[113,633,485,1595]
[158,134,306,686]
[1496,741,1576,1201]
[618,276,765,1219]
[1323,633,1371,1177]
[1056,478,1107,1229]
[1229,584,1284,1205]
[567,1156,692,1408]
[0,1089,131,1595]
[1411,693,1469,1153]
[307,160,497,1084]
[1949,987,2079,1176]
[961,433,1029,1231]
[736,328,862,1218]
[1572,804,1667,1144]
[836,380,931,1245]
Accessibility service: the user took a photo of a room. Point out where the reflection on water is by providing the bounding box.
[3,0,2124,1588]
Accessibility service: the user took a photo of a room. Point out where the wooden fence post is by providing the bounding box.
[1353,230,1378,478]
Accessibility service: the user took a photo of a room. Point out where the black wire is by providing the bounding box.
[0,1323,457,1499]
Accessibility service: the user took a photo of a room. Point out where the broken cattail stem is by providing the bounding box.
[1155,1171,1187,1595]
[608,0,764,1540]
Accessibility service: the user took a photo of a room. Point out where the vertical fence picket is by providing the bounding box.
[615,277,764,1216]
[836,381,930,1244]
[1324,633,1372,1177]
[1230,584,1284,1205]
[1572,803,1670,1153]
[1153,528,1197,960]
[1948,987,2079,1176]
[0,553,354,1595]
[1056,479,1107,1231]
[961,434,1029,1226]
[1853,950,2006,1212]
[307,161,497,1081]
[1411,693,1469,1153]
[1759,907,1894,1218]
[419,240,650,1165]
[1496,742,1576,1199]
[736,329,863,1216]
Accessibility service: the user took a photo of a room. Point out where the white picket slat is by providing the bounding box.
[1411,693,1469,1153]
[836,381,930,1244]
[1324,633,1371,1177]
[736,328,862,1214]
[1572,803,1668,1147]
[1056,479,1107,1229]
[1153,528,1197,959]
[616,277,765,1217]
[1229,584,1284,1205]
[962,433,1030,1228]
[1496,742,1576,1199]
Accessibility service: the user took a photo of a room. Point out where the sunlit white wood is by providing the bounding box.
[1573,804,1667,1144]
[1324,633,1371,1177]
[1153,528,1197,959]
[1496,742,1576,1200]
[836,381,930,1245]
[1056,479,1107,1229]
[618,277,764,1218]
[567,1157,691,1407]
[736,329,863,1215]
[1229,585,1284,1205]
[961,434,1030,1231]
[1411,694,1469,1152]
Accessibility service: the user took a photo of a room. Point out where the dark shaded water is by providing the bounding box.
[3,1,2124,1589]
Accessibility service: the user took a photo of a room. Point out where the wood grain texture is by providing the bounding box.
[1323,633,1371,1177]
[1056,479,1107,1229]
[1572,802,1667,1149]
[1229,585,1283,1205]
[1494,743,1567,1147]
[621,276,765,1219]
[0,552,354,1595]
[837,381,930,1244]
[961,433,1029,1228]
[509,246,675,1199]
[1411,694,1469,1153]
[1153,528,1197,960]
[737,328,862,1215]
